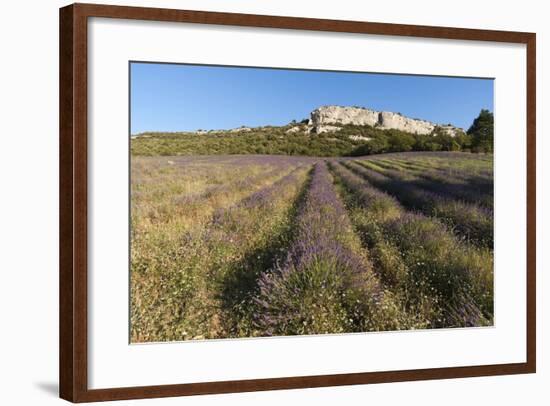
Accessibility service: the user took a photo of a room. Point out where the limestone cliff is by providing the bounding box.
[307,105,463,137]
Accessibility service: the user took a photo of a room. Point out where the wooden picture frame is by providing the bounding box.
[59,3,536,402]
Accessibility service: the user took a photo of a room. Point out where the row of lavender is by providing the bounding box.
[329,161,493,327]
[206,156,494,335]
[359,158,493,208]
[246,155,493,335]
[130,156,314,342]
[344,160,494,248]
[252,163,427,336]
[204,164,315,338]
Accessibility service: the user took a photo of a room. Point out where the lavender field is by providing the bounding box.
[130,152,494,342]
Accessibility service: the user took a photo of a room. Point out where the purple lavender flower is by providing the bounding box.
[253,163,384,335]
[345,161,493,248]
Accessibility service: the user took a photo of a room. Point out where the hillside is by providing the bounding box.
[131,105,488,157]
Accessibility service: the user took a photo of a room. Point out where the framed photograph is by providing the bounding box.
[59,3,536,402]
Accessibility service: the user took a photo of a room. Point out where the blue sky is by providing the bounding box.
[130,62,493,135]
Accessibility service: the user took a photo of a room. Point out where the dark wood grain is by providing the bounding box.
[74,362,532,402]
[60,4,89,402]
[59,4,74,401]
[70,2,534,43]
[59,3,536,403]
[73,3,89,401]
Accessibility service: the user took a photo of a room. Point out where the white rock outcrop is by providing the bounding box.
[310,105,380,128]
[229,127,252,133]
[316,125,342,134]
[285,126,305,134]
[307,105,463,137]
[438,125,463,137]
[348,135,372,142]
